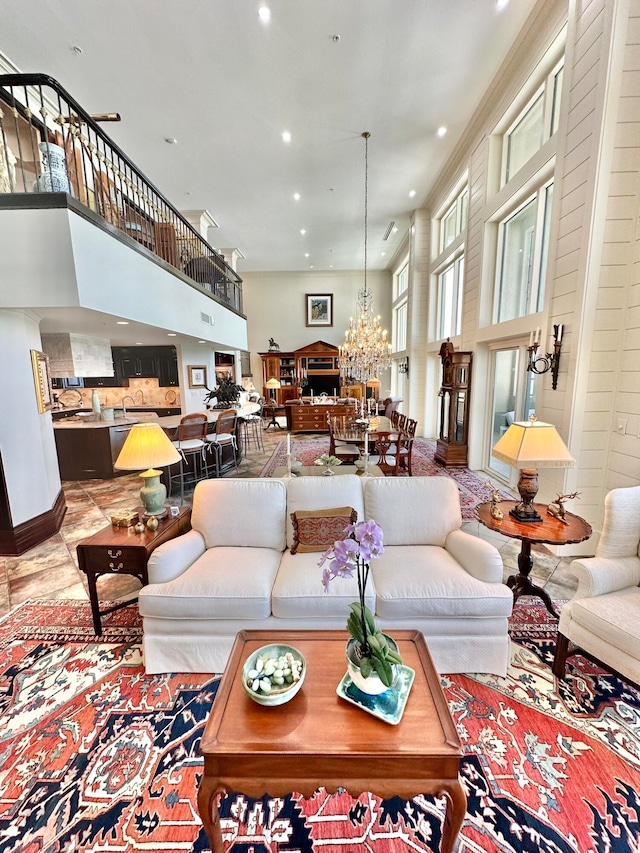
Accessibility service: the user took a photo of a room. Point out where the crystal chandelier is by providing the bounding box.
[338,132,392,384]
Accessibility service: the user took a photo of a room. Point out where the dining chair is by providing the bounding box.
[369,431,404,476]
[397,417,417,475]
[169,413,209,503]
[206,408,239,476]
[327,414,360,462]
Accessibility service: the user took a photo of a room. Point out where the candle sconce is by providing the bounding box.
[527,324,564,390]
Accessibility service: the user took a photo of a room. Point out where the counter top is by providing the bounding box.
[52,404,260,430]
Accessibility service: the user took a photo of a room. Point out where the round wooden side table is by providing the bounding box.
[476,500,592,617]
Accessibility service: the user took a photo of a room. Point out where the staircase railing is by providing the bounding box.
[0,73,242,313]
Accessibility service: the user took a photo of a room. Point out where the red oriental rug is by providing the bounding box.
[260,437,515,520]
[1,600,639,852]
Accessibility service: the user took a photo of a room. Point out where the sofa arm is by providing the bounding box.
[570,555,640,599]
[445,529,504,584]
[146,530,206,584]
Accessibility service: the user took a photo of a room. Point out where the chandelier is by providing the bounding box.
[338,132,392,384]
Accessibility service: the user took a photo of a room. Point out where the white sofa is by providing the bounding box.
[138,475,513,676]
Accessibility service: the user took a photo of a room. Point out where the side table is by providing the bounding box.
[476,500,592,617]
[77,506,191,634]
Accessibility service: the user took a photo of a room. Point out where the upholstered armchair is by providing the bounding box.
[553,485,640,685]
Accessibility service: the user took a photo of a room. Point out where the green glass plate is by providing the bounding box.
[336,664,415,725]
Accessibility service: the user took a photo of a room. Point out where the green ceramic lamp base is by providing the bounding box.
[139,469,168,519]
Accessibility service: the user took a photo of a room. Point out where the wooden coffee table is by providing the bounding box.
[198,629,466,853]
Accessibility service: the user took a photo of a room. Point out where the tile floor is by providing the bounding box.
[0,427,581,620]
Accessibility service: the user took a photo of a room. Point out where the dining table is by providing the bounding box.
[331,414,399,446]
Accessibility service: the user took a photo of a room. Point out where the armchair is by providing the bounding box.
[553,486,640,685]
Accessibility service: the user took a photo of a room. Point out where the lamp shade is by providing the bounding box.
[115,423,182,471]
[265,378,281,389]
[492,420,575,468]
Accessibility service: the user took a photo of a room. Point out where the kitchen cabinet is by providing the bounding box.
[83,375,119,388]
[112,346,178,385]
[158,351,179,386]
[54,422,134,480]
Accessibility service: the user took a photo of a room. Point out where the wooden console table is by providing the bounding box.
[198,629,466,853]
[286,402,358,432]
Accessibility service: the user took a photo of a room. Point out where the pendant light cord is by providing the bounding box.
[362,131,370,300]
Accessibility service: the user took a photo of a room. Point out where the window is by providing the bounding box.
[436,256,464,339]
[392,258,408,356]
[495,181,553,323]
[395,262,408,299]
[440,187,468,252]
[502,58,564,185]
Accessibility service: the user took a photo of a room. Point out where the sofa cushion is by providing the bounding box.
[285,475,364,550]
[138,546,280,620]
[372,545,513,618]
[272,549,376,619]
[191,478,287,550]
[363,477,462,546]
[570,586,640,660]
[290,506,357,554]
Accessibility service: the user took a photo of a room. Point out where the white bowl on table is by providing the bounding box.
[241,643,306,706]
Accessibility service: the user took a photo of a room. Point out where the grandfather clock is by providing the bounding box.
[434,345,472,468]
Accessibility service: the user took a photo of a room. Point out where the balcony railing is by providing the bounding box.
[0,73,243,314]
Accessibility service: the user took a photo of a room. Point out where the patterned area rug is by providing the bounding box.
[260,437,515,520]
[1,600,639,852]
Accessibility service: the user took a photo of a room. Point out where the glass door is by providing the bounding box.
[488,344,537,481]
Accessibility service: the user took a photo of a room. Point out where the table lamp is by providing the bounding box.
[265,377,281,401]
[491,418,575,523]
[115,423,182,519]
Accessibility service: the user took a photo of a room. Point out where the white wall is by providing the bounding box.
[0,310,61,526]
[241,269,392,386]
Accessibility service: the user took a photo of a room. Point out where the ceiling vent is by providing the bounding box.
[382,221,396,241]
[200,311,215,326]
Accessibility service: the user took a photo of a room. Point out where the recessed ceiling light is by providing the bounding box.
[437,126,447,137]
[496,0,510,8]
[198,340,206,343]
[381,252,386,257]
[293,192,300,200]
[258,6,271,23]
[116,320,129,325]
[392,226,398,233]
[309,265,314,269]
[282,130,291,143]
[304,253,310,258]
[409,190,416,198]
[165,137,178,144]
[329,264,333,268]
[71,45,83,54]
[135,342,144,345]
[167,333,177,337]
[300,229,306,235]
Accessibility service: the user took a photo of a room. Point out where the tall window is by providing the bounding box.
[495,181,553,323]
[436,256,464,339]
[440,188,468,253]
[392,258,409,355]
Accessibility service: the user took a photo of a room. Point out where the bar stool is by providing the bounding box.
[168,413,209,503]
[206,409,239,476]
[240,402,264,455]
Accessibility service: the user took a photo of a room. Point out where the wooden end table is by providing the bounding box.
[477,500,592,617]
[198,629,466,853]
[76,506,191,634]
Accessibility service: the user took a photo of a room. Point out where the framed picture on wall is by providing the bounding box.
[306,293,333,327]
[31,349,53,413]
[188,365,208,388]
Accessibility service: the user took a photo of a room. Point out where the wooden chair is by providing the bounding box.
[328,415,360,463]
[397,417,417,475]
[169,413,209,502]
[369,431,404,476]
[206,409,239,476]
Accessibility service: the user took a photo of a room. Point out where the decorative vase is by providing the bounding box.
[91,389,101,415]
[346,635,399,695]
[34,142,72,194]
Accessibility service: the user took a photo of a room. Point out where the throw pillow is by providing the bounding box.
[290,506,357,554]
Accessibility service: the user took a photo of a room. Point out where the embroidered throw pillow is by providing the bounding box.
[290,506,357,554]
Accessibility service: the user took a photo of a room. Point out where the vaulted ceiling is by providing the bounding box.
[1,0,537,277]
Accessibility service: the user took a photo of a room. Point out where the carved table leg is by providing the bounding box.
[439,779,467,853]
[197,776,226,853]
[507,539,559,618]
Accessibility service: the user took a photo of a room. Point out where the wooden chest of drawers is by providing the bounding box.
[287,403,357,433]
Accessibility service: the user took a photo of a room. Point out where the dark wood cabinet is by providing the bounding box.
[435,351,472,468]
[83,375,119,388]
[158,352,179,386]
[112,345,178,385]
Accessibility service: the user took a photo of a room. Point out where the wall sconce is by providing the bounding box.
[398,357,409,375]
[527,324,564,390]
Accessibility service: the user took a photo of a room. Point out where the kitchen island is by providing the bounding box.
[52,404,260,480]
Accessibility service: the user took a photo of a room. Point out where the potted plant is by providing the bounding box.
[319,519,403,693]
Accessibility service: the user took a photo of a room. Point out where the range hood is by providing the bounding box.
[41,333,114,378]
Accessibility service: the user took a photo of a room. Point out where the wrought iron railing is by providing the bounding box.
[0,73,243,313]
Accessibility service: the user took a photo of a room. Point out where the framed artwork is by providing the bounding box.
[306,293,333,327]
[188,365,208,388]
[31,349,53,413]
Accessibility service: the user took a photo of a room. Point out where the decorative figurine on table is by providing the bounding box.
[547,491,580,524]
[488,484,504,521]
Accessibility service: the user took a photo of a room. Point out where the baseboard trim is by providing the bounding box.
[0,489,67,556]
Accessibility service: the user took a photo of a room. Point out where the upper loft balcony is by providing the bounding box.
[0,73,243,316]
